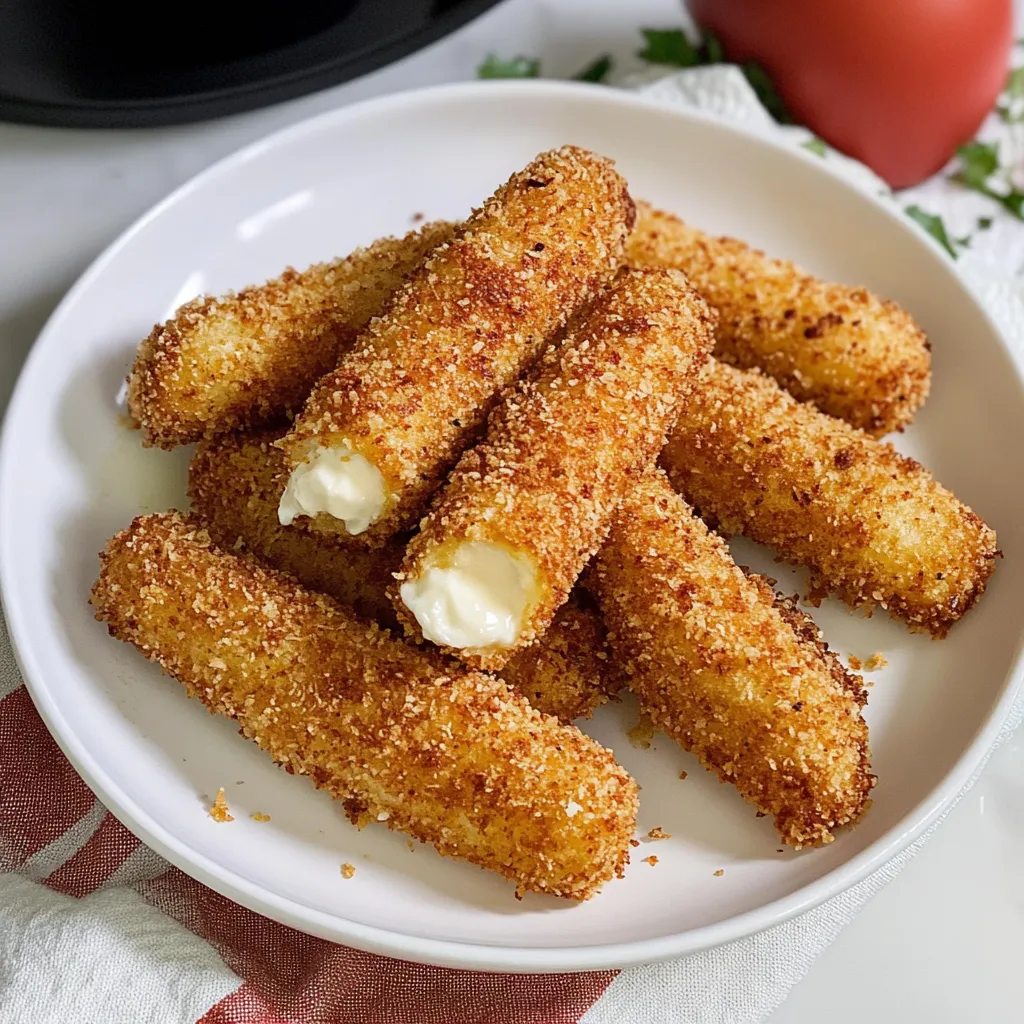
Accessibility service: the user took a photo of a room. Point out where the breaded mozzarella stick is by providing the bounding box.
[628,202,931,436]
[590,469,874,849]
[662,361,998,636]
[278,146,635,544]
[91,513,638,900]
[127,222,456,449]
[395,268,714,671]
[187,430,616,721]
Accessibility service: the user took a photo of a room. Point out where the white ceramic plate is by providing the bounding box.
[2,81,1023,973]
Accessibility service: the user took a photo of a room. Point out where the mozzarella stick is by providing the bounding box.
[590,469,874,849]
[127,221,456,449]
[277,146,634,545]
[662,361,998,636]
[628,202,931,436]
[394,268,714,671]
[91,513,637,899]
[188,430,616,721]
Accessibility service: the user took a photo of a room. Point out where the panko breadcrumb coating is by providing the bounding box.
[394,268,714,671]
[662,361,998,636]
[91,513,638,900]
[188,429,615,721]
[127,222,456,449]
[190,429,401,625]
[280,146,635,543]
[628,202,931,436]
[500,594,620,722]
[590,468,874,849]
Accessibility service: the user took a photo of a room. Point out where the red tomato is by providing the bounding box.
[688,0,1013,187]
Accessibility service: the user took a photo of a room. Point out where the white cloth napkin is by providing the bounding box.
[579,65,1024,1024]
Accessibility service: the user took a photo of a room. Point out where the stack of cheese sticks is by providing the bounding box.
[93,145,998,901]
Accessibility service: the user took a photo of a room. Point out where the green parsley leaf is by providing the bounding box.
[1007,66,1024,97]
[957,141,999,188]
[802,137,827,157]
[575,54,613,83]
[637,26,791,121]
[638,28,699,67]
[701,31,725,64]
[905,205,958,258]
[477,54,541,79]
[998,67,1024,121]
[977,216,994,229]
[951,142,1024,221]
[742,62,793,123]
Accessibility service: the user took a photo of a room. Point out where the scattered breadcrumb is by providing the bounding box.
[250,812,271,822]
[411,212,425,223]
[647,827,671,840]
[776,849,785,854]
[406,840,415,852]
[643,855,659,866]
[208,788,234,823]
[629,839,640,848]
[864,652,888,671]
[678,770,688,780]
[341,863,356,879]
[848,655,863,671]
[714,869,724,877]
[627,712,656,749]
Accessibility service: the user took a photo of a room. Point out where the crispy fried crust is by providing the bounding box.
[500,594,620,722]
[91,513,638,900]
[662,361,998,636]
[628,202,931,436]
[590,469,874,849]
[127,222,456,449]
[280,146,636,544]
[189,428,401,625]
[188,430,615,721]
[394,267,713,669]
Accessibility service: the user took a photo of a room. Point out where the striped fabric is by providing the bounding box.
[0,667,617,1023]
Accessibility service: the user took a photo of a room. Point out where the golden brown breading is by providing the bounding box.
[189,429,401,625]
[187,429,616,721]
[91,512,638,900]
[662,361,998,636]
[500,594,620,722]
[394,267,713,670]
[628,202,931,436]
[280,146,635,543]
[589,468,874,849]
[127,222,456,449]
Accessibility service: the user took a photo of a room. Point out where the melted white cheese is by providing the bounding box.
[399,541,536,651]
[278,445,385,535]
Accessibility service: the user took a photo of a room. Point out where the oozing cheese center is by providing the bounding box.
[278,445,385,535]
[400,541,536,651]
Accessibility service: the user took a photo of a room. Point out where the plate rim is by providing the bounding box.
[2,78,1023,973]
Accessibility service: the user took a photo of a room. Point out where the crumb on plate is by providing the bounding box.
[250,812,271,822]
[643,855,659,866]
[341,863,356,879]
[627,712,655,749]
[647,826,671,840]
[714,868,724,877]
[864,652,888,670]
[208,787,234,823]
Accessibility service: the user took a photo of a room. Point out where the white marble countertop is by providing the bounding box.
[1,0,1021,1019]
